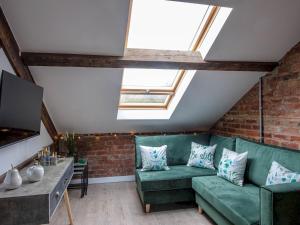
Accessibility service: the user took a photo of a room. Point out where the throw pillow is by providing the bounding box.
[217,148,248,186]
[266,161,300,186]
[140,145,169,171]
[187,142,217,170]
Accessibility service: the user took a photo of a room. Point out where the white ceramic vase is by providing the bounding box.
[4,166,22,190]
[26,164,44,182]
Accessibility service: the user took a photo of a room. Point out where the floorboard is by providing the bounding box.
[48,182,213,225]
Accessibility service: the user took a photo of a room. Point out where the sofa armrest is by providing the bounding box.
[260,183,300,225]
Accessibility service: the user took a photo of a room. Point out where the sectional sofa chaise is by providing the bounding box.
[135,134,300,225]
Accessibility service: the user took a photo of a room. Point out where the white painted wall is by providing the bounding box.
[0,48,53,175]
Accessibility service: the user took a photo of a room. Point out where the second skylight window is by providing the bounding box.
[120,0,231,110]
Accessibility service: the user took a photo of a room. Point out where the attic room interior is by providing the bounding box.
[0,0,300,225]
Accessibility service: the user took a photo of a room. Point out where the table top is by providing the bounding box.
[0,158,73,198]
[74,159,88,167]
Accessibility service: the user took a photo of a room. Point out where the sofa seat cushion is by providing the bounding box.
[192,176,260,225]
[136,165,216,192]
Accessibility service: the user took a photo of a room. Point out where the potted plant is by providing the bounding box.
[64,132,78,162]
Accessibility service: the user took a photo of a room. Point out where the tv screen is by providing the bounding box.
[0,70,44,148]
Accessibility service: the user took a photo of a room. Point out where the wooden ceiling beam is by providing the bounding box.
[22,48,278,72]
[0,7,58,141]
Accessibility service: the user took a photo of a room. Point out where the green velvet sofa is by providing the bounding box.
[193,138,300,225]
[135,134,236,213]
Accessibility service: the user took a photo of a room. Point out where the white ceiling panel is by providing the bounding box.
[205,0,300,61]
[0,0,130,55]
[31,67,263,133]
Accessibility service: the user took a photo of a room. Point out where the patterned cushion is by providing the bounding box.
[266,161,300,186]
[187,142,217,170]
[217,148,248,186]
[140,145,169,171]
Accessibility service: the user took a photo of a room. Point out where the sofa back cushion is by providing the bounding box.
[135,134,210,168]
[209,135,236,168]
[236,138,300,186]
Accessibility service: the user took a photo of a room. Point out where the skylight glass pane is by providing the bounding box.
[122,69,179,88]
[127,0,210,50]
[120,94,168,105]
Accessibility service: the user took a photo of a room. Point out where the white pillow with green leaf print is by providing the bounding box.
[217,148,248,186]
[266,161,300,186]
[140,145,169,171]
[187,142,217,170]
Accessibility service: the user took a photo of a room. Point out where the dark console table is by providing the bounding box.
[0,158,74,225]
[68,160,88,198]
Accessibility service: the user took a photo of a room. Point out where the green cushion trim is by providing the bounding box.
[209,135,236,168]
[236,138,300,186]
[135,134,210,168]
[192,176,259,225]
[136,165,216,192]
[262,182,300,193]
[260,187,273,225]
[195,193,234,225]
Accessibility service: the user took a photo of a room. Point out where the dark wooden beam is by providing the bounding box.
[21,49,278,72]
[0,7,58,141]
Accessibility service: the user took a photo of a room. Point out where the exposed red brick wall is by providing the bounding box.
[211,84,260,140]
[76,134,135,178]
[211,42,300,150]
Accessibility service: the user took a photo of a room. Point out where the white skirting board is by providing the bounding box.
[70,175,135,184]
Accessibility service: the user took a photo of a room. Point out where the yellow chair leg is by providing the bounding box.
[64,190,74,225]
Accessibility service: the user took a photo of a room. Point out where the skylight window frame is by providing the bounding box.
[119,93,172,109]
[119,3,220,110]
[121,69,183,91]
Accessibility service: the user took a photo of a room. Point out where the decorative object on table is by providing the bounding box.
[26,161,44,182]
[68,159,88,198]
[38,147,59,166]
[50,152,58,165]
[57,156,66,163]
[64,132,78,162]
[3,164,22,190]
[39,146,51,166]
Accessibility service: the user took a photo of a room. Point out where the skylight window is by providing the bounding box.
[118,0,232,118]
[122,69,179,89]
[127,0,211,50]
[119,69,183,109]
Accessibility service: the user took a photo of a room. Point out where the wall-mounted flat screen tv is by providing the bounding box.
[0,70,44,148]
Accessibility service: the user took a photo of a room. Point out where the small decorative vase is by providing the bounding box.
[27,163,44,182]
[4,165,22,190]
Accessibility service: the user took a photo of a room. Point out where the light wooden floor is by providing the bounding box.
[49,182,213,225]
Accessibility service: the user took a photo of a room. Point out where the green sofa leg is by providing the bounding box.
[198,206,203,214]
[145,204,150,213]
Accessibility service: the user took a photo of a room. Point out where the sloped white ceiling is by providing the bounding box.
[0,0,130,55]
[2,0,300,133]
[205,0,300,61]
[30,66,263,133]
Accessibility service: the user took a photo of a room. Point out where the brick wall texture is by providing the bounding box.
[76,134,135,178]
[211,41,300,150]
